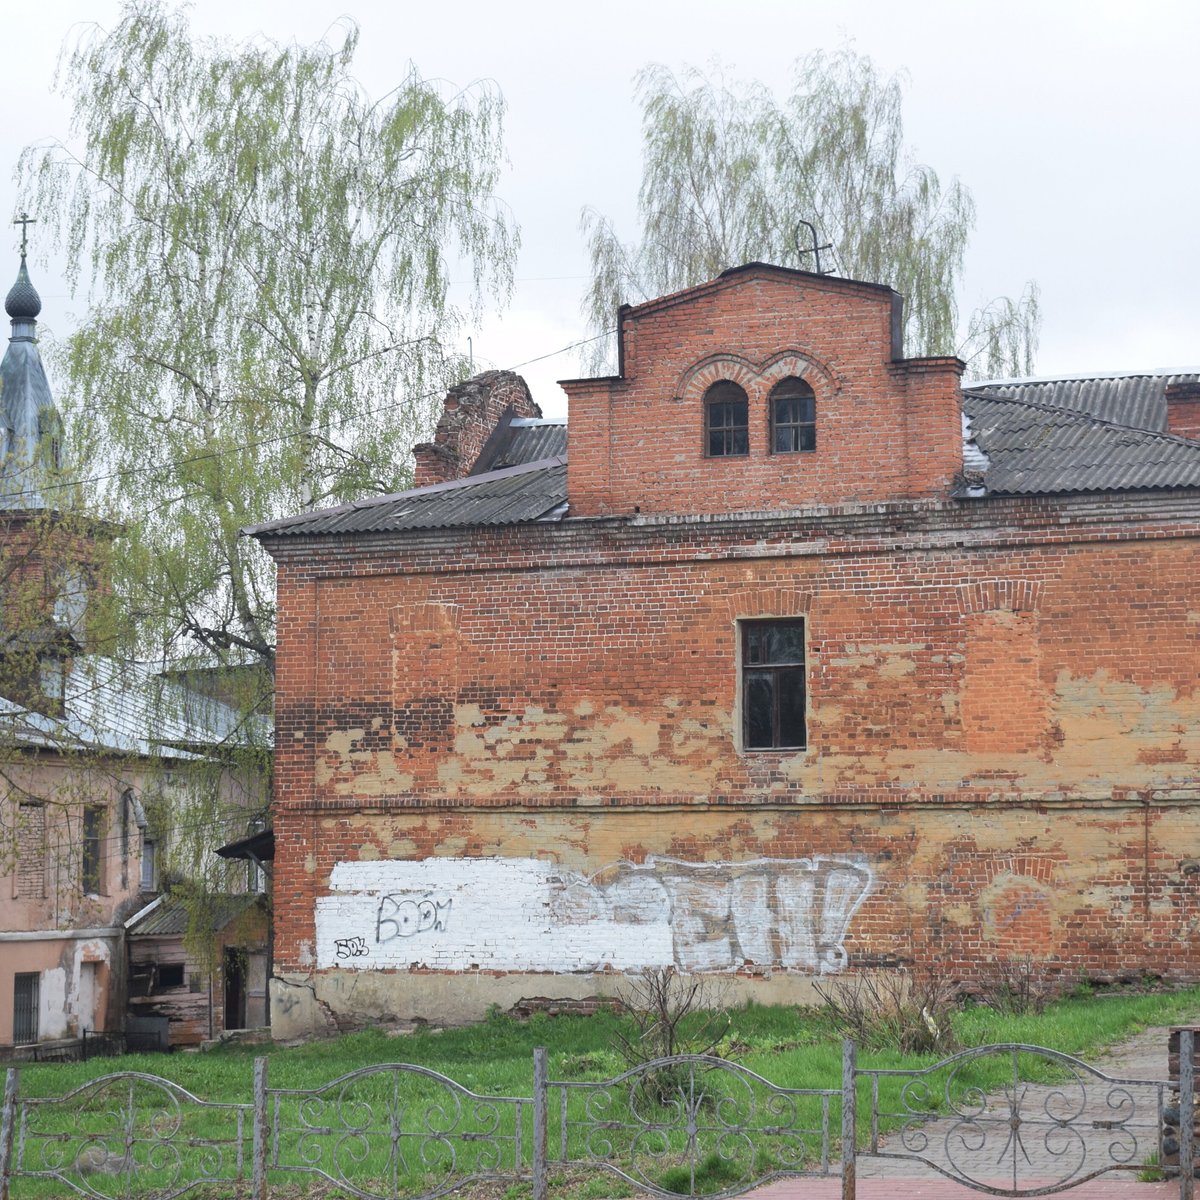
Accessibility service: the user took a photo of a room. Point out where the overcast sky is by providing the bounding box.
[3,0,1197,417]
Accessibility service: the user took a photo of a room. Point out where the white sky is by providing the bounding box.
[3,0,1198,419]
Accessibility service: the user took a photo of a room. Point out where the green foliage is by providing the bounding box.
[582,54,1038,376]
[21,1,518,667]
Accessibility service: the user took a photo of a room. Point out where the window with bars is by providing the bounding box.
[741,619,807,750]
[770,377,816,453]
[14,973,39,1044]
[704,381,749,456]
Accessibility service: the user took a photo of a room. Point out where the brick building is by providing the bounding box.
[0,250,266,1054]
[251,264,1200,1036]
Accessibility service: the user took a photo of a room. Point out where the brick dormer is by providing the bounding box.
[560,263,964,518]
[412,370,541,487]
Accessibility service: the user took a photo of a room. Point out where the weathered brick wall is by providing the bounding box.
[1166,382,1200,441]
[267,492,1200,1024]
[263,269,1200,1030]
[412,371,540,487]
[563,269,963,518]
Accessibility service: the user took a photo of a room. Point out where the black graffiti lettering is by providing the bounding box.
[334,936,368,959]
[376,894,452,943]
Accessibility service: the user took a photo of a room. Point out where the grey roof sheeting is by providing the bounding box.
[962,390,1200,495]
[250,369,1200,540]
[247,456,568,539]
[472,419,567,473]
[971,370,1199,433]
[127,892,262,937]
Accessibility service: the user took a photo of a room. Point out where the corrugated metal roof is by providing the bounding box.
[962,390,1200,495]
[248,457,567,539]
[127,891,262,937]
[971,371,1199,433]
[472,420,566,473]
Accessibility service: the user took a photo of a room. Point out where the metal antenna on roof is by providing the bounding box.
[467,336,474,374]
[793,220,832,275]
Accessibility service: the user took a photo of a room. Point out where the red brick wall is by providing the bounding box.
[262,269,1200,1020]
[1166,382,1200,441]
[563,268,963,518]
[267,492,1200,986]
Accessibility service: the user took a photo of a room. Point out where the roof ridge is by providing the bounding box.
[972,367,1200,387]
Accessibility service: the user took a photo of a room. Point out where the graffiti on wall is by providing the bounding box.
[315,855,873,975]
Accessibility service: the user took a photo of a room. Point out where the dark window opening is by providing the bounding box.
[742,619,807,750]
[770,377,816,453]
[14,973,39,1044]
[156,963,185,990]
[82,806,103,894]
[704,381,749,457]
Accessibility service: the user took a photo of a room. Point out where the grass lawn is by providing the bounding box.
[7,985,1199,1199]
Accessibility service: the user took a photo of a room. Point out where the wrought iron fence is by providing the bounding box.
[858,1042,1174,1197]
[0,1032,1193,1200]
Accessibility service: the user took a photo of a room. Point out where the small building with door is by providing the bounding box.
[125,892,269,1048]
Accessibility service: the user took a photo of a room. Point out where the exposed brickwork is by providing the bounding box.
[261,268,1200,1026]
[562,268,963,518]
[412,371,540,488]
[1166,381,1200,441]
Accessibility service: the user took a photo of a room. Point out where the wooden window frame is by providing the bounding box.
[769,377,817,454]
[740,618,807,751]
[704,381,750,457]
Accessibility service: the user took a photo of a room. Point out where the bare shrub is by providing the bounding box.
[814,965,958,1055]
[972,956,1056,1015]
[610,967,733,1104]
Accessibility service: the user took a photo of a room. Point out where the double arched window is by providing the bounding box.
[702,375,816,457]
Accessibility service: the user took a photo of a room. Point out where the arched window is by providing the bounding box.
[704,381,749,457]
[769,377,816,453]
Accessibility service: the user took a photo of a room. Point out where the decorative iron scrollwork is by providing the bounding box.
[861,1043,1167,1197]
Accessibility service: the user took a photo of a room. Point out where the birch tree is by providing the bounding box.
[582,54,1038,375]
[21,1,518,667]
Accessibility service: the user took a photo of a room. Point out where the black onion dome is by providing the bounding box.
[5,257,41,321]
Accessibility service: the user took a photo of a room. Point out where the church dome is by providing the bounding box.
[5,257,41,321]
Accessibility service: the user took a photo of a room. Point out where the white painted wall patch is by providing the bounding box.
[315,855,872,975]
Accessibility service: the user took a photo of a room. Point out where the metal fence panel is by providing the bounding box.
[547,1053,842,1199]
[12,1070,251,1199]
[856,1042,1170,1197]
[266,1061,529,1200]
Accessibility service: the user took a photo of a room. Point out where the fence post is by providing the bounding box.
[841,1040,856,1200]
[1181,1030,1194,1200]
[0,1068,18,1200]
[252,1056,269,1200]
[532,1047,548,1200]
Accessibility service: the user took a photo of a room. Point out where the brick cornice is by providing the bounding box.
[262,488,1200,579]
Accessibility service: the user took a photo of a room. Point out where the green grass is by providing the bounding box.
[6,986,1198,1199]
